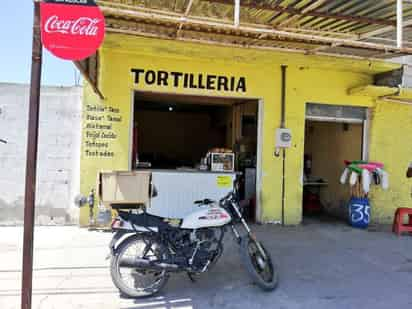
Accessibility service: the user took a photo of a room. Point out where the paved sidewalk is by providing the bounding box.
[1,221,412,309]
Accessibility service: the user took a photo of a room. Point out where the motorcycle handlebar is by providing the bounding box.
[219,191,237,206]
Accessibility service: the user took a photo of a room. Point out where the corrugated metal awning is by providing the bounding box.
[97,0,412,60]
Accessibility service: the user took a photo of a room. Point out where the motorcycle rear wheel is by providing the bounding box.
[110,234,169,298]
[240,237,278,291]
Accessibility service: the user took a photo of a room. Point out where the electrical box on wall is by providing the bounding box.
[275,128,292,148]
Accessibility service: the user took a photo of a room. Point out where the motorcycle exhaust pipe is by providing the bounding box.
[119,257,180,272]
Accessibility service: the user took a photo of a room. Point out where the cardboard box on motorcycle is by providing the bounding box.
[95,170,152,225]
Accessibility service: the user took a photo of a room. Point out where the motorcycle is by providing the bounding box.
[108,180,278,298]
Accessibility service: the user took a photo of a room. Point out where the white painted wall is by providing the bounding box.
[0,83,82,225]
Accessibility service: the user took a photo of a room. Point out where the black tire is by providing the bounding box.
[240,237,278,291]
[110,234,169,298]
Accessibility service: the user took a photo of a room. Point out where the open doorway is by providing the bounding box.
[303,103,367,221]
[131,91,261,221]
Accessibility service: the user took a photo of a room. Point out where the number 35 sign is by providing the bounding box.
[40,0,105,61]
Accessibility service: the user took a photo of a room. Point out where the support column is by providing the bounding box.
[21,1,43,309]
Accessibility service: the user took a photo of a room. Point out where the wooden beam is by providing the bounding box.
[204,0,396,26]
[380,97,412,105]
[106,26,390,61]
[106,26,307,54]
[282,27,356,39]
[306,42,340,54]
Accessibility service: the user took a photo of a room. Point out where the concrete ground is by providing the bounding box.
[1,220,412,309]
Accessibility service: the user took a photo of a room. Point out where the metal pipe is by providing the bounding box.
[380,97,412,105]
[21,2,42,309]
[234,0,240,27]
[281,148,286,226]
[280,65,287,226]
[397,0,403,48]
[280,65,287,128]
[119,258,180,271]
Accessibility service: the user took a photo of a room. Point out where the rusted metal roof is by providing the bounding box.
[95,0,412,60]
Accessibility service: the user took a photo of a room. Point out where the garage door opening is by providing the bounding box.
[131,91,261,221]
[303,103,368,222]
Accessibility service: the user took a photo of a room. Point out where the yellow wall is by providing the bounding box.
[80,33,409,226]
[368,101,412,223]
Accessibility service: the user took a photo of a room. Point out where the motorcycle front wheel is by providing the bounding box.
[110,234,169,298]
[240,237,278,291]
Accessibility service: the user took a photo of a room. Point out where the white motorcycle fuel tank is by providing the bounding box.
[180,206,232,229]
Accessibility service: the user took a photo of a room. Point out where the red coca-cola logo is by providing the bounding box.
[40,1,105,60]
[44,16,100,36]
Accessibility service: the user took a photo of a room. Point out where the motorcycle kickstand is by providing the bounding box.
[187,272,197,283]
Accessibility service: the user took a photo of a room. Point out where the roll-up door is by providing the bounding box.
[306,103,366,124]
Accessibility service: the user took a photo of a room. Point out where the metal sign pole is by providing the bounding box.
[21,1,42,309]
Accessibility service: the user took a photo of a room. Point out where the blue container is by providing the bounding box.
[348,197,370,229]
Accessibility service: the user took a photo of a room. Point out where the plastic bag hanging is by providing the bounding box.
[349,171,358,186]
[372,171,381,185]
[381,170,389,190]
[361,169,371,193]
[340,168,349,184]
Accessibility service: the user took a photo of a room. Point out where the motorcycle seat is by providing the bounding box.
[118,211,182,228]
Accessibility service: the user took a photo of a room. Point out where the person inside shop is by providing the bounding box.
[407,162,412,178]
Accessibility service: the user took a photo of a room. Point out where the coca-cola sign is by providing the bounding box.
[44,16,100,36]
[40,0,105,61]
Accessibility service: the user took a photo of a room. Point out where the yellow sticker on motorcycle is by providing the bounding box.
[216,176,232,188]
